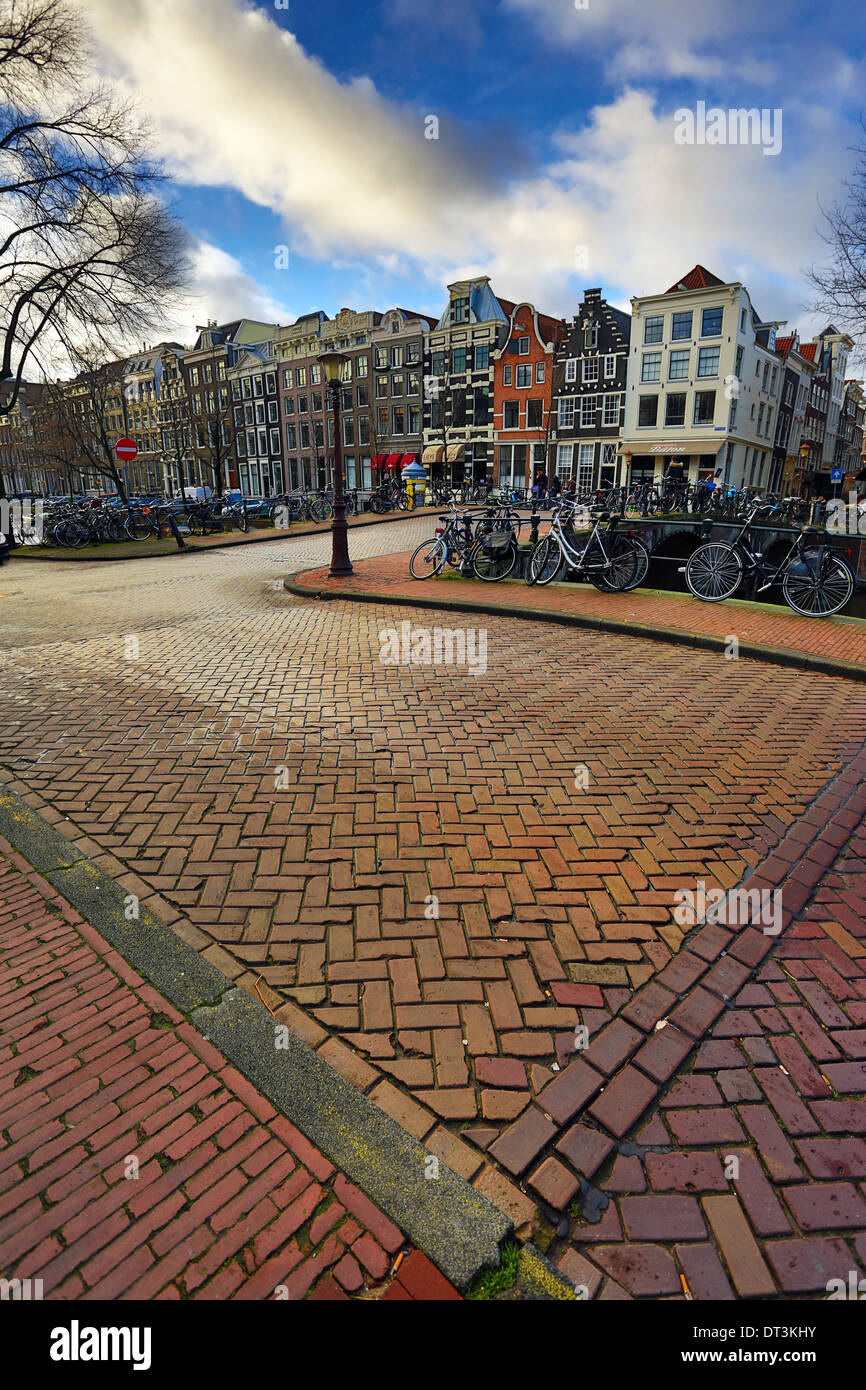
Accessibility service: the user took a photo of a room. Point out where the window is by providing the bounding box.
[671,312,693,341]
[766,407,773,437]
[770,366,778,394]
[701,307,723,336]
[503,400,519,429]
[253,375,263,397]
[377,407,389,435]
[284,396,294,415]
[762,361,770,391]
[644,316,664,344]
[740,308,748,332]
[473,385,490,422]
[784,380,794,406]
[638,395,658,427]
[564,359,577,383]
[452,347,467,375]
[604,354,616,378]
[757,403,765,434]
[536,361,546,383]
[583,359,599,384]
[356,355,368,378]
[375,347,388,369]
[697,346,720,377]
[190,367,200,387]
[265,372,276,394]
[558,397,575,428]
[406,343,420,365]
[257,427,267,454]
[269,428,280,454]
[665,393,686,426]
[392,374,404,395]
[409,405,420,433]
[203,364,212,383]
[503,365,513,386]
[580,396,596,427]
[516,364,532,388]
[641,353,662,383]
[299,422,310,448]
[298,393,307,414]
[451,295,470,323]
[577,443,594,491]
[356,384,368,408]
[267,400,279,423]
[390,345,403,368]
[516,336,530,355]
[452,389,466,426]
[556,443,573,474]
[474,344,489,371]
[693,390,716,424]
[602,394,621,428]
[310,364,322,385]
[431,350,445,378]
[735,346,744,377]
[392,406,405,435]
[729,395,738,428]
[297,367,307,386]
[408,372,420,396]
[376,377,388,398]
[527,398,543,428]
[286,422,296,449]
[584,323,598,349]
[669,349,690,381]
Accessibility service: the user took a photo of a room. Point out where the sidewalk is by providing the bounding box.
[0,835,460,1301]
[290,552,866,677]
[549,791,866,1299]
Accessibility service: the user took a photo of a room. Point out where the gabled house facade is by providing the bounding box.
[492,301,565,490]
[553,287,630,492]
[620,266,783,490]
[423,277,513,485]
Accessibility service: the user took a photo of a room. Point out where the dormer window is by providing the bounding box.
[452,295,470,324]
[584,323,598,348]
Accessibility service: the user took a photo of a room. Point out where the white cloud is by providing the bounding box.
[77,0,858,339]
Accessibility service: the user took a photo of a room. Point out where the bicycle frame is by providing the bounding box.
[548,507,618,573]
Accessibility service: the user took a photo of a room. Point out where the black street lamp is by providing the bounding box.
[317,348,353,576]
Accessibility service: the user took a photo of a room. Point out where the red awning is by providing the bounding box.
[399,453,417,467]
[385,453,402,470]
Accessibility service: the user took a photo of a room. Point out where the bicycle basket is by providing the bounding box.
[481,528,512,553]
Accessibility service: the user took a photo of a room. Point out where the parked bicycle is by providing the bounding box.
[526,501,649,591]
[684,503,853,617]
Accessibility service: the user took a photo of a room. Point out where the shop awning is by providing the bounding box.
[399,453,418,467]
[445,443,466,463]
[422,445,444,464]
[647,440,724,456]
[384,452,402,470]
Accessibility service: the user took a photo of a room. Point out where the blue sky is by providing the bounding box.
[83,0,866,344]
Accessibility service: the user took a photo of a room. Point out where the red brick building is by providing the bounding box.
[492,302,565,490]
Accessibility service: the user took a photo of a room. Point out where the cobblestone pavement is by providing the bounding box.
[0,835,459,1300]
[2,520,866,1258]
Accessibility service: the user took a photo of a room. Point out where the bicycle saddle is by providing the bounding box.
[591,509,611,521]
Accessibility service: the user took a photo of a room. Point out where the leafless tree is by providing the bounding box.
[809,123,866,354]
[0,0,189,424]
[41,346,129,500]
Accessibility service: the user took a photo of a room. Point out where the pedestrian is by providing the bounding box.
[549,474,562,499]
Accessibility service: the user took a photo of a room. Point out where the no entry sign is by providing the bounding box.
[115,437,138,461]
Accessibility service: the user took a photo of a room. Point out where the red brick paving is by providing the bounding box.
[3,524,866,1264]
[298,549,866,669]
[544,800,866,1299]
[0,836,460,1300]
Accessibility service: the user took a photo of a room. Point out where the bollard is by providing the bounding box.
[530,504,540,548]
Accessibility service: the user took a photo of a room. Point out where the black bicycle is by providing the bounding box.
[684,504,854,617]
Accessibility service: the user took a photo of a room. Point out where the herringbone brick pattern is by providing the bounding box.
[0,836,458,1299]
[546,805,866,1300]
[2,522,866,1194]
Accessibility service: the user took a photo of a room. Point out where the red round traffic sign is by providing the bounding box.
[115,437,138,461]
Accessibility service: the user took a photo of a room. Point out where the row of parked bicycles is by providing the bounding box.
[8,482,428,548]
[409,496,856,617]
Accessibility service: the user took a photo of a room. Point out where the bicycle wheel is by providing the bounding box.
[61,519,90,548]
[595,537,649,592]
[234,508,250,533]
[318,499,332,520]
[528,534,563,585]
[589,537,637,592]
[471,536,517,581]
[686,543,744,601]
[409,536,447,580]
[783,550,854,617]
